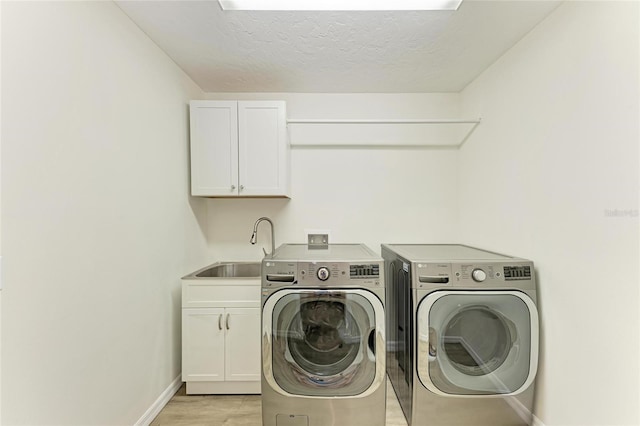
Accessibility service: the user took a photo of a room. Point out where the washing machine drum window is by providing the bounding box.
[268,290,382,397]
[287,300,361,377]
[417,291,537,396]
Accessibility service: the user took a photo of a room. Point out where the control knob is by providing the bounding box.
[472,268,487,282]
[317,267,330,281]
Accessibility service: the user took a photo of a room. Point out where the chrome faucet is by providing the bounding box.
[250,217,275,258]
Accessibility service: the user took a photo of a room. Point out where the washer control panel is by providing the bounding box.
[350,264,380,279]
[262,261,382,288]
[301,262,380,287]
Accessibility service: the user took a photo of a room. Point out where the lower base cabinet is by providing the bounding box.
[181,281,261,394]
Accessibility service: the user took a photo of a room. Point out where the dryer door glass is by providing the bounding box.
[268,289,383,396]
[417,292,535,396]
[442,306,512,376]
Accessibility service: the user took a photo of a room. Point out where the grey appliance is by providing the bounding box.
[261,244,386,426]
[382,244,539,426]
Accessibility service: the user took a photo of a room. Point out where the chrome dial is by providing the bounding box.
[317,267,330,281]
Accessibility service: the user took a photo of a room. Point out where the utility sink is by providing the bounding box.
[183,261,261,279]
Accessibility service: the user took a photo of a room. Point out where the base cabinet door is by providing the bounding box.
[225,308,261,381]
[181,279,261,394]
[182,308,225,382]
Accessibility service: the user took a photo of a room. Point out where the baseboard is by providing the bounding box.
[505,395,546,426]
[135,375,182,426]
[134,374,548,426]
[531,414,546,426]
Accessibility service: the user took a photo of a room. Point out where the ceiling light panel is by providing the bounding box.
[218,0,463,11]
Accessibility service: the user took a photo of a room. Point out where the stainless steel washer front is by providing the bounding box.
[261,244,386,426]
[263,288,385,397]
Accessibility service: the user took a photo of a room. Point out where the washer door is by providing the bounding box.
[263,289,385,397]
[417,291,538,396]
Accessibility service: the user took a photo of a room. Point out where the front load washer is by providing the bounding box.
[261,244,386,426]
[382,244,539,426]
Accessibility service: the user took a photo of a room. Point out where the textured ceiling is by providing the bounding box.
[115,0,562,93]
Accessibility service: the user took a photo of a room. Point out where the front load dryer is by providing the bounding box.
[261,244,386,426]
[382,244,539,426]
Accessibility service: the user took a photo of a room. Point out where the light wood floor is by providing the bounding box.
[151,378,408,426]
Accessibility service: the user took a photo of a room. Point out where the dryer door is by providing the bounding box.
[263,289,385,397]
[417,291,538,396]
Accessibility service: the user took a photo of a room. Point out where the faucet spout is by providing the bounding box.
[250,217,275,258]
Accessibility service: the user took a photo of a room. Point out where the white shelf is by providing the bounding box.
[286,118,481,148]
[287,118,480,124]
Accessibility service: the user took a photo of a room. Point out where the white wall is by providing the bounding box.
[202,93,462,260]
[1,2,208,424]
[0,1,4,421]
[459,2,639,425]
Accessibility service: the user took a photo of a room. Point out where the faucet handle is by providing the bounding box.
[263,247,269,257]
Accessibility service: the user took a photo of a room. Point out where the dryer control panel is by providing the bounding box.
[503,265,532,280]
[413,261,535,290]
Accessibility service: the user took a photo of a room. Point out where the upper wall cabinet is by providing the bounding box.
[189,100,289,197]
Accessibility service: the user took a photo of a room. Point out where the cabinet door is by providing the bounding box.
[190,101,239,196]
[224,307,261,382]
[182,308,225,382]
[238,101,289,197]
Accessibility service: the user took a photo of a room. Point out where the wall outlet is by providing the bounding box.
[305,229,331,249]
[308,233,329,244]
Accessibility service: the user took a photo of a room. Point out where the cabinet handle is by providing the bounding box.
[231,185,236,191]
[225,313,230,330]
[239,185,244,191]
[218,314,223,330]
